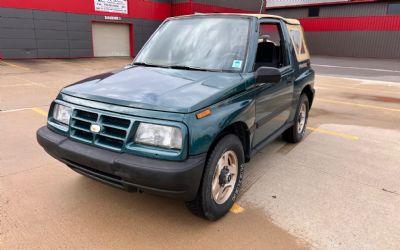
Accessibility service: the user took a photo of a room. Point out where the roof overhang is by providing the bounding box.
[266,0,381,10]
[172,13,301,25]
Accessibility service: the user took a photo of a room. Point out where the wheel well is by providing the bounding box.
[207,122,251,163]
[301,85,314,108]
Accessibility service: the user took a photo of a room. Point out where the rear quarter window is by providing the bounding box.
[287,24,310,62]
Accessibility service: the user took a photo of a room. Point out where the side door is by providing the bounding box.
[252,20,295,147]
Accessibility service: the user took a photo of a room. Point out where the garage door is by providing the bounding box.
[92,22,131,57]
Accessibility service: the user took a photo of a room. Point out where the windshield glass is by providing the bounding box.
[134,17,251,72]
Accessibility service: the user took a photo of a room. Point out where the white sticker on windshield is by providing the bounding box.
[232,60,243,69]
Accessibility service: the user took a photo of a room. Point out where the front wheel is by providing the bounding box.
[186,134,245,221]
[282,93,309,143]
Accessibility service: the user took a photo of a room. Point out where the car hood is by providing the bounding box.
[61,66,247,113]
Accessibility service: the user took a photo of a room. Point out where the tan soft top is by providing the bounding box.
[175,13,300,25]
[239,14,300,25]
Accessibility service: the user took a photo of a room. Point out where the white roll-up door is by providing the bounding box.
[92,22,131,57]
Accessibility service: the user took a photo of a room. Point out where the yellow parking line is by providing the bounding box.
[230,203,245,214]
[31,107,48,117]
[307,127,359,141]
[317,98,400,113]
[0,60,30,71]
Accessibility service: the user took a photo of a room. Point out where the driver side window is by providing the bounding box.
[254,23,288,71]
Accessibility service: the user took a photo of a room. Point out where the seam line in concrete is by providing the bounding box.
[0,60,31,71]
[0,106,48,114]
[288,159,400,199]
[314,64,400,73]
[317,98,400,112]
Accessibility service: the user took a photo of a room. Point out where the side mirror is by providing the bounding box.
[255,67,281,84]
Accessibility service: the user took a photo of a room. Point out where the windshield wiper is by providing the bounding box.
[133,62,168,68]
[167,65,220,72]
[134,62,221,72]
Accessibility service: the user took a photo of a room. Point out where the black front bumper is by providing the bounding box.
[37,126,206,200]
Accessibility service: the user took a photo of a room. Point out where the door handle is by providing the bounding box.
[255,82,267,88]
[256,82,273,88]
[246,82,272,90]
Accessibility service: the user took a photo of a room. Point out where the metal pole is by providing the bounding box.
[260,0,265,14]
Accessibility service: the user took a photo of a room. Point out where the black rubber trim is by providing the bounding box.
[251,122,294,156]
[37,126,206,200]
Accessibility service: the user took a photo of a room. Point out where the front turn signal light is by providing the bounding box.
[196,108,212,119]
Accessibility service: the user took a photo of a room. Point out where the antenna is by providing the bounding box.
[259,0,265,14]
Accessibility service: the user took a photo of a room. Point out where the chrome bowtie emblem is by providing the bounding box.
[90,124,101,133]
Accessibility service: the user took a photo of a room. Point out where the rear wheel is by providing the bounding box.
[186,134,245,221]
[282,93,309,143]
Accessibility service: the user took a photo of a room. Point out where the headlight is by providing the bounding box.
[135,123,182,149]
[53,104,72,125]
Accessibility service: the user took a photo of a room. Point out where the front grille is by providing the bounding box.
[76,109,98,122]
[70,108,132,151]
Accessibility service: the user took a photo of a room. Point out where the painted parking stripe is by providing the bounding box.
[317,98,400,113]
[230,203,245,214]
[313,64,400,74]
[31,107,48,117]
[1,107,34,113]
[315,83,399,94]
[319,75,400,86]
[0,107,48,116]
[307,127,359,141]
[0,60,30,71]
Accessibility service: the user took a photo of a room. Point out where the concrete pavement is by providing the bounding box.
[1,57,400,249]
[312,56,400,83]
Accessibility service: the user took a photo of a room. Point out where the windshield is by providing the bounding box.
[134,17,251,72]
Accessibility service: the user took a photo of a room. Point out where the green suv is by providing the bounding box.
[37,14,315,221]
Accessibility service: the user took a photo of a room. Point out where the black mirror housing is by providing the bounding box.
[255,67,281,84]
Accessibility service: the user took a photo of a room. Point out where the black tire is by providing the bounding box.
[185,134,245,221]
[282,93,309,143]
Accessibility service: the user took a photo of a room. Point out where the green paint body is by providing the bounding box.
[48,15,315,161]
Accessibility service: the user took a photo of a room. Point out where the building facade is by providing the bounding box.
[266,0,400,59]
[0,0,260,59]
[0,0,399,59]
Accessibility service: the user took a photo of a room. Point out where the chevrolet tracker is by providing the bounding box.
[37,14,315,221]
